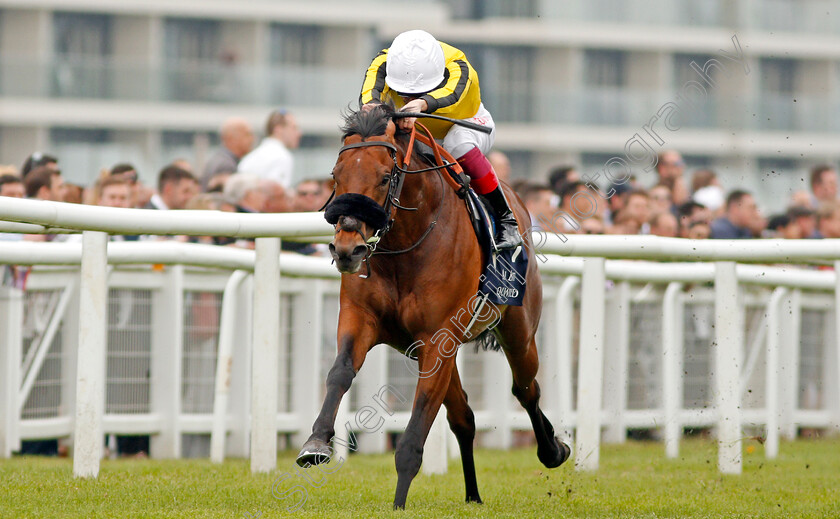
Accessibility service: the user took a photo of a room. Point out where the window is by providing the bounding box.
[759,58,798,130]
[267,24,325,106]
[582,50,627,125]
[761,58,796,94]
[675,0,723,26]
[52,12,112,98]
[163,19,221,102]
[672,54,719,128]
[443,0,537,19]
[54,12,111,57]
[584,50,625,88]
[164,19,220,62]
[270,24,322,65]
[468,45,534,122]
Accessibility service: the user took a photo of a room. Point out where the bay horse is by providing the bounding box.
[296,105,570,508]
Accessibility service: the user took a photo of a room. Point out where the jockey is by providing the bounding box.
[360,29,523,251]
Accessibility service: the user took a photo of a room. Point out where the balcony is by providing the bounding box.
[750,0,840,34]
[753,93,840,133]
[478,0,725,27]
[460,0,840,34]
[0,55,361,109]
[3,55,840,135]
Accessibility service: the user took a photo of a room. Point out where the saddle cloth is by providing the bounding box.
[465,189,528,307]
[414,142,527,307]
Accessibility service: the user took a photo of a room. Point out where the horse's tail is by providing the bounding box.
[473,328,501,352]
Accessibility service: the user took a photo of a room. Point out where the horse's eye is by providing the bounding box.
[380,175,390,187]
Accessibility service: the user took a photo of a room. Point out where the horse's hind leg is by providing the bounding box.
[497,318,571,468]
[443,366,482,504]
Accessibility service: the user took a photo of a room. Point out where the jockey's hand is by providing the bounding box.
[398,98,428,131]
[361,102,380,112]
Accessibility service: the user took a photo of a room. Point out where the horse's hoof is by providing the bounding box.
[296,439,332,467]
[538,436,571,469]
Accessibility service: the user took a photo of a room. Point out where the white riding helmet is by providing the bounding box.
[385,30,445,95]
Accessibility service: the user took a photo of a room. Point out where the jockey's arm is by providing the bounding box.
[359,50,388,107]
[419,58,472,114]
[395,98,428,131]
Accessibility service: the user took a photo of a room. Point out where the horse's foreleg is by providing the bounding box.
[296,314,376,467]
[443,366,481,504]
[393,354,454,509]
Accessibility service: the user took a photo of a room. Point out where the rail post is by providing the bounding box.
[0,287,23,458]
[576,257,606,471]
[765,287,788,458]
[210,270,249,463]
[555,276,580,445]
[832,262,840,434]
[714,261,743,474]
[483,349,512,449]
[250,237,281,473]
[227,275,253,458]
[663,282,684,458]
[150,264,185,458]
[73,231,108,478]
[779,290,801,440]
[603,281,630,444]
[291,279,326,450]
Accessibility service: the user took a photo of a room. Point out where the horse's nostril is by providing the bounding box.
[328,243,337,256]
[352,245,368,258]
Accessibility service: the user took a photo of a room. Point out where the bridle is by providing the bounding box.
[325,123,454,278]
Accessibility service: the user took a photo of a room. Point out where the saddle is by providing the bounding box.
[409,125,527,307]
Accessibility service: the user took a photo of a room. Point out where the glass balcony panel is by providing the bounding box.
[266,64,360,110]
[755,0,840,33]
[0,55,48,97]
[3,56,838,134]
[539,0,722,26]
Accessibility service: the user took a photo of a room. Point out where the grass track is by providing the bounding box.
[1,438,838,518]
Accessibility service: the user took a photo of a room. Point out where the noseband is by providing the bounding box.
[324,130,452,277]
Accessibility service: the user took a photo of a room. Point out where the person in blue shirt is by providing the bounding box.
[710,190,758,239]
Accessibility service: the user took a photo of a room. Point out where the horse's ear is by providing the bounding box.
[384,120,397,139]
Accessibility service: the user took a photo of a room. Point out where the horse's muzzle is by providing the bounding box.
[330,216,369,274]
[329,241,368,274]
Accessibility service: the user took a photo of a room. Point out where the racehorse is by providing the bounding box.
[296,105,571,508]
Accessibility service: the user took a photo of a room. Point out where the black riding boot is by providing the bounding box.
[483,186,523,250]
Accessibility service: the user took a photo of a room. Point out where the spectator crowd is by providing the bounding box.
[0,108,330,256]
[513,151,839,242]
[2,110,838,255]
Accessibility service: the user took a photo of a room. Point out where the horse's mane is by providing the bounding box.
[341,104,400,140]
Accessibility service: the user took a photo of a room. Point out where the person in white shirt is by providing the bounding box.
[237,109,302,190]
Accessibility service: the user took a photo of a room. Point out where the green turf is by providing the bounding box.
[1,438,838,518]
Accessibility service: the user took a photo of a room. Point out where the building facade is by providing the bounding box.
[1,0,839,211]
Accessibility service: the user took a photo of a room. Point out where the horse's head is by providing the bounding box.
[325,106,401,274]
